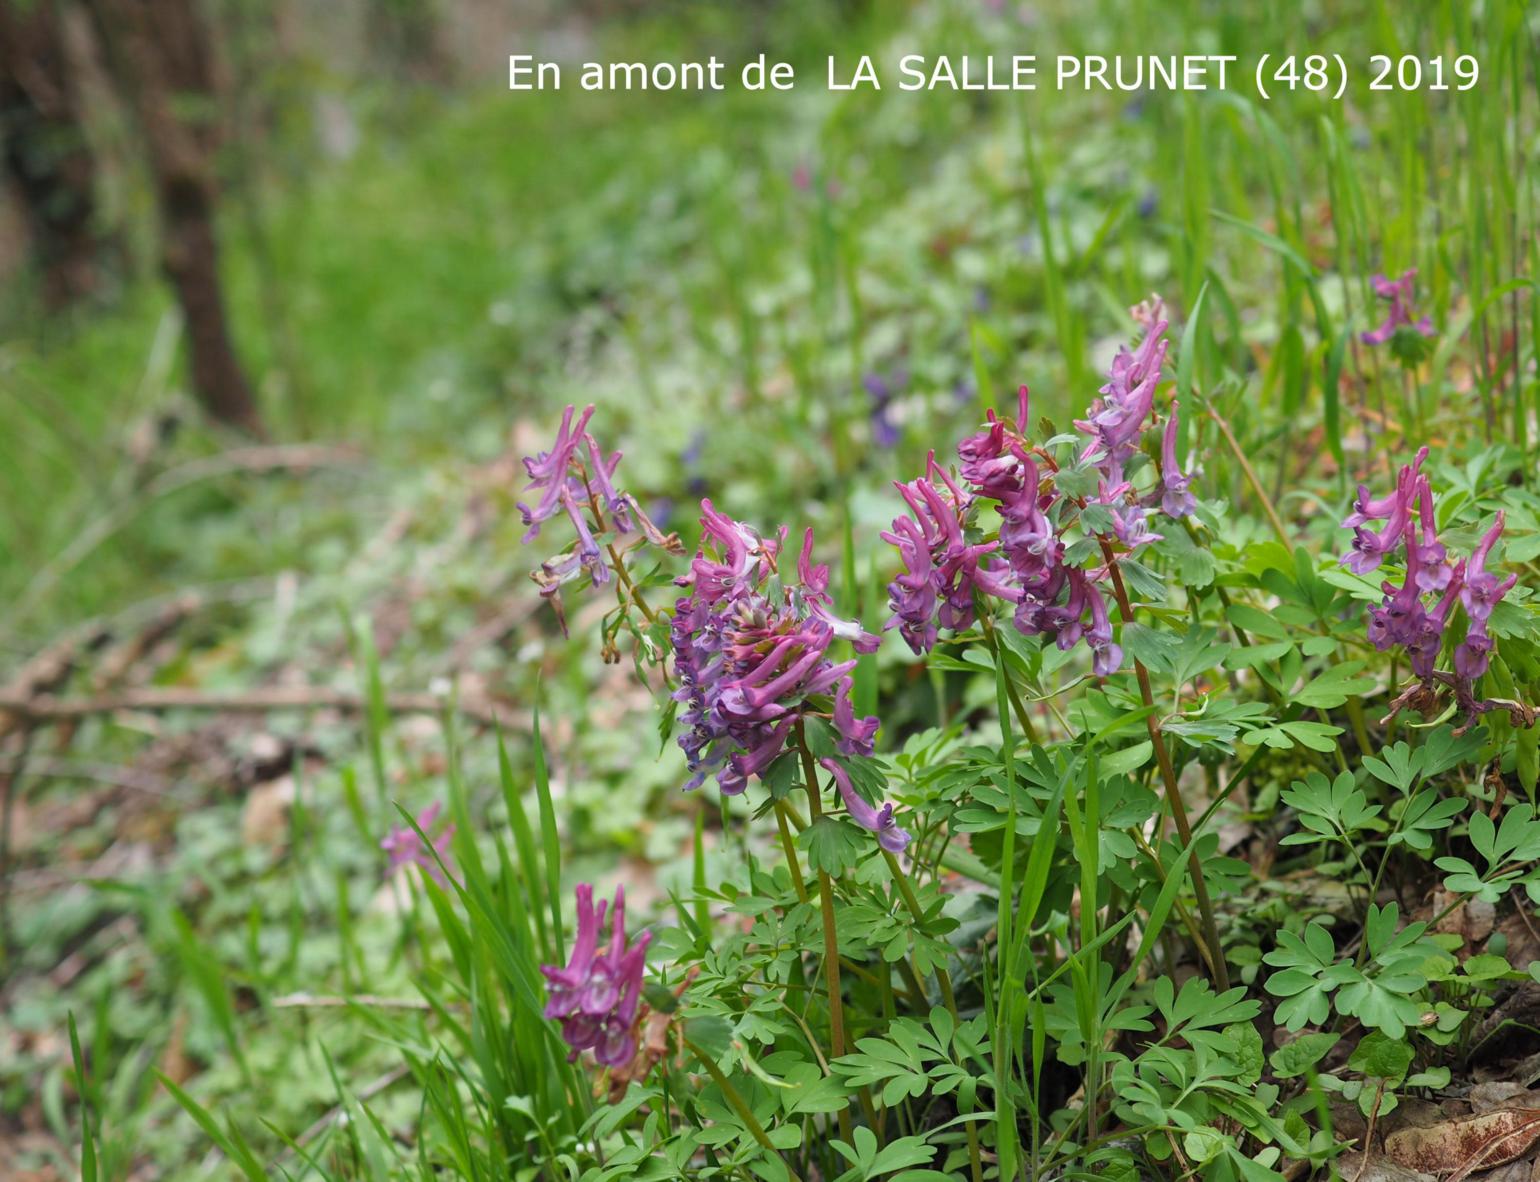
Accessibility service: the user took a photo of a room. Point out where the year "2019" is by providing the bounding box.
[1367,54,1479,91]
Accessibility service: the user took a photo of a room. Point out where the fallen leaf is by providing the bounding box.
[1385,1108,1540,1180]
[1335,1151,1434,1182]
[1431,890,1496,948]
[240,774,295,848]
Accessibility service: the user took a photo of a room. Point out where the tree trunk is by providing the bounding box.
[0,0,108,308]
[85,0,263,435]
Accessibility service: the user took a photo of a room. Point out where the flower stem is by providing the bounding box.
[883,851,985,1182]
[684,1037,803,1181]
[1099,545,1230,990]
[605,541,659,626]
[795,722,869,1140]
[979,610,1040,744]
[1345,695,1375,758]
[775,801,810,905]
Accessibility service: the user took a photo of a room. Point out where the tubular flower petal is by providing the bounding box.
[521,404,681,626]
[1460,512,1517,624]
[1085,581,1123,676]
[519,404,595,540]
[1409,474,1453,592]
[833,675,879,757]
[541,885,651,1068]
[821,757,912,855]
[1159,401,1197,518]
[1341,463,1415,574]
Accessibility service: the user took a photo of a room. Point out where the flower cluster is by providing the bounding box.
[1362,269,1435,363]
[541,884,650,1068]
[883,300,1194,676]
[1342,447,1515,684]
[381,802,456,887]
[671,501,884,798]
[520,404,681,631]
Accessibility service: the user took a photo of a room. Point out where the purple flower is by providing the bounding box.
[795,530,882,655]
[882,302,1197,678]
[959,404,1028,500]
[1341,463,1415,574]
[1366,551,1429,653]
[1075,302,1168,482]
[381,802,456,887]
[1409,472,1453,592]
[519,404,594,541]
[864,368,906,448]
[1159,401,1197,518]
[1107,495,1162,552]
[1342,459,1522,694]
[672,504,883,800]
[1455,620,1495,681]
[882,512,941,653]
[997,452,1063,582]
[1085,578,1123,676]
[1460,513,1517,623]
[832,674,879,757]
[1362,269,1435,347]
[1411,568,1465,679]
[882,456,1000,654]
[522,404,682,628]
[541,884,651,1068]
[821,758,912,854]
[1453,515,1514,685]
[1345,449,1425,529]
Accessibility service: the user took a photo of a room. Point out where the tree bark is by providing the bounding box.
[85,0,263,434]
[0,0,108,308]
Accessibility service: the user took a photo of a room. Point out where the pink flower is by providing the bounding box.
[821,758,912,855]
[673,504,881,799]
[541,885,651,1068]
[1362,269,1435,346]
[1158,401,1196,518]
[380,802,456,886]
[521,404,680,628]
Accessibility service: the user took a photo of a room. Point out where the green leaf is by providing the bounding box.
[1248,720,1343,752]
[1183,1127,1226,1164]
[1362,742,1425,793]
[799,816,866,877]
[869,1135,938,1176]
[1463,954,1514,981]
[1269,1032,1339,1079]
[1226,603,1289,640]
[1389,791,1465,852]
[1154,530,1217,589]
[1295,661,1377,708]
[1280,771,1383,844]
[1100,741,1153,778]
[1121,623,1182,674]
[684,1015,734,1061]
[1347,1032,1414,1083]
[1223,1021,1265,1085]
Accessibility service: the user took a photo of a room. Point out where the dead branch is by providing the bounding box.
[0,685,524,732]
[270,992,435,1011]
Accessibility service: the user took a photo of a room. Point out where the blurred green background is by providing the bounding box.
[1,0,1533,1176]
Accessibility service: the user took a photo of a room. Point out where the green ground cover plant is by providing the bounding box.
[5,0,1540,1179]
